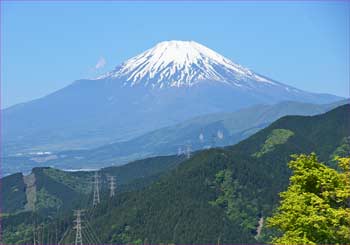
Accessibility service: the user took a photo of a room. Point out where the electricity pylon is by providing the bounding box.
[92,172,100,207]
[73,210,84,245]
[186,144,192,159]
[107,175,116,197]
[211,133,216,148]
[177,147,183,156]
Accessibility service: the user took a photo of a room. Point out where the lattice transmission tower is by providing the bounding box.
[108,175,116,197]
[186,144,192,159]
[73,210,84,245]
[92,172,100,207]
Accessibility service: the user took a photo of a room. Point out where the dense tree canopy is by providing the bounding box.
[267,154,350,244]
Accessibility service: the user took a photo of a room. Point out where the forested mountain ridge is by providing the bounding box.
[2,105,349,244]
[81,105,349,244]
[58,105,350,244]
[1,155,185,214]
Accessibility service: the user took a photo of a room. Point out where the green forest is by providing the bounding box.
[1,104,350,244]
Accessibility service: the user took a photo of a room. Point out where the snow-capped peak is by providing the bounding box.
[98,40,276,88]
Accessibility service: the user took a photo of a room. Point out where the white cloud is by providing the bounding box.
[95,57,106,69]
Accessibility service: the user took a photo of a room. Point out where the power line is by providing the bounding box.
[41,224,44,245]
[57,223,72,245]
[47,224,50,245]
[85,220,101,244]
[33,225,36,245]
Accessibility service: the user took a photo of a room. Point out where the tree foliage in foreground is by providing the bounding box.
[267,153,350,244]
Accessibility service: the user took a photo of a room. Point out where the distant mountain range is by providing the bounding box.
[2,104,349,244]
[3,40,342,156]
[3,99,348,176]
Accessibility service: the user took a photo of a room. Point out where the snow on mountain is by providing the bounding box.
[98,40,289,90]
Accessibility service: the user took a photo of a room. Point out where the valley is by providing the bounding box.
[3,99,348,176]
[2,15,348,243]
[2,105,349,244]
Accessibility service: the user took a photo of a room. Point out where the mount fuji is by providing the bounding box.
[99,40,279,88]
[3,40,342,154]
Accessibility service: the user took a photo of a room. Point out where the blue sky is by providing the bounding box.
[1,1,349,108]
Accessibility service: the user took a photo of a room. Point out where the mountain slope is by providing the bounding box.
[59,100,348,164]
[3,41,342,155]
[2,105,349,244]
[1,155,185,214]
[82,104,350,244]
[4,100,346,176]
[99,40,297,89]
